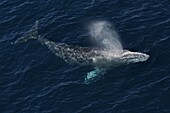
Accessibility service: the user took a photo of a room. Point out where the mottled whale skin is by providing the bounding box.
[13,21,149,84]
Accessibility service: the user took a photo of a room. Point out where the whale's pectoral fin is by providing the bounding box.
[85,67,106,84]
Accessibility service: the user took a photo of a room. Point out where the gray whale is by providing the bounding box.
[13,21,150,84]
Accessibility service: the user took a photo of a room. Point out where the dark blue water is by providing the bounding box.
[1,0,170,113]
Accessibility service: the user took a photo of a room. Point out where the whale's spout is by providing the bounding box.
[89,21,123,54]
[121,50,149,63]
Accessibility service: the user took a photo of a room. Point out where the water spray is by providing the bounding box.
[89,21,123,54]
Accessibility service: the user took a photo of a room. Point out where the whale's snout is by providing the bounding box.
[139,53,150,62]
[121,50,150,63]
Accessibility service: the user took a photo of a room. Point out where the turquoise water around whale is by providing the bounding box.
[0,0,170,113]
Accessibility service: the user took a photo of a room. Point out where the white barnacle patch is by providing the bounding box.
[92,57,97,63]
[45,41,50,45]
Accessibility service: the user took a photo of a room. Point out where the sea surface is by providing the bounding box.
[0,0,170,113]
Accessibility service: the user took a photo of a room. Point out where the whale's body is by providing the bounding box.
[13,21,149,83]
[14,35,149,66]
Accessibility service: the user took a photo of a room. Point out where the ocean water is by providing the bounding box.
[0,0,170,113]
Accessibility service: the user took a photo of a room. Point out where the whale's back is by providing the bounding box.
[50,43,102,64]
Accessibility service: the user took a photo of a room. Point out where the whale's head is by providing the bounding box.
[120,50,149,64]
